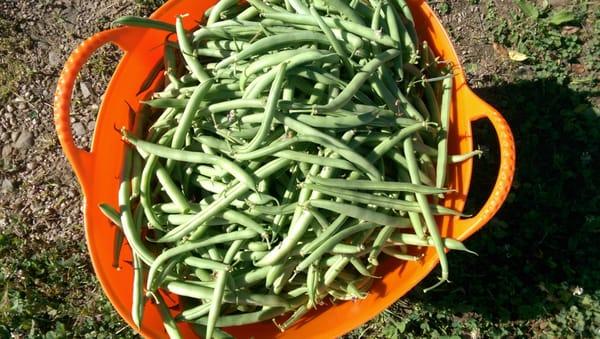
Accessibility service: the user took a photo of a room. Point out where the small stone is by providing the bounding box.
[6,105,14,113]
[80,82,92,98]
[16,102,26,110]
[87,120,96,133]
[1,179,14,193]
[49,51,61,67]
[26,162,35,171]
[11,131,19,142]
[1,145,12,158]
[72,122,86,137]
[14,131,34,149]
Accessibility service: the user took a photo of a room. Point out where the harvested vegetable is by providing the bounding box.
[103,0,478,337]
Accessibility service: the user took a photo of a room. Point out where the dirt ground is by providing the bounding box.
[1,0,598,337]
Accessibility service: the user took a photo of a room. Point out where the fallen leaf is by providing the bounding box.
[493,42,509,58]
[561,25,580,35]
[549,9,576,26]
[571,63,586,74]
[508,50,529,61]
[514,0,539,19]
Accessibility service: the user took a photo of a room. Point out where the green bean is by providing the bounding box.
[309,6,353,76]
[99,203,121,228]
[239,49,300,88]
[323,256,350,286]
[330,243,364,255]
[216,31,331,69]
[305,184,463,216]
[249,203,298,216]
[160,159,290,242]
[233,135,300,160]
[314,49,402,111]
[131,254,145,329]
[179,303,211,321]
[389,232,476,254]
[308,200,410,228]
[391,0,418,47]
[118,148,155,266]
[293,111,379,129]
[255,208,312,267]
[176,16,210,82]
[147,229,257,291]
[154,293,183,339]
[296,222,377,272]
[367,121,436,162]
[450,150,483,163]
[207,0,238,25]
[350,257,378,278]
[274,113,382,180]
[238,63,286,153]
[305,176,451,194]
[262,12,397,47]
[166,281,290,307]
[266,260,288,288]
[192,307,289,327]
[124,132,256,191]
[386,150,435,186]
[233,266,270,286]
[139,155,164,230]
[184,257,231,271]
[237,6,259,20]
[155,162,191,213]
[112,16,177,32]
[274,150,357,171]
[300,214,347,256]
[242,51,340,100]
[397,169,426,239]
[436,76,453,190]
[206,239,243,339]
[381,246,422,261]
[220,210,268,238]
[130,151,143,199]
[233,250,268,263]
[192,324,234,339]
[404,137,448,292]
[273,259,299,294]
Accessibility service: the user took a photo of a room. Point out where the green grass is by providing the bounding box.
[1,0,598,337]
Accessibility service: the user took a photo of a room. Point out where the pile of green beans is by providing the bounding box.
[103,0,481,337]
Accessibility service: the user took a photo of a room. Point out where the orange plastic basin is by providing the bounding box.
[54,0,515,338]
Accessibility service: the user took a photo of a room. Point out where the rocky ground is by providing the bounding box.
[1,0,598,337]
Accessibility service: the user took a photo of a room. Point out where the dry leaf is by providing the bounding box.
[562,25,580,35]
[571,63,586,74]
[492,42,509,58]
[508,50,529,62]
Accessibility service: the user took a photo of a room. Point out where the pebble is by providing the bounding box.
[0,133,8,142]
[11,131,19,142]
[49,51,61,67]
[6,105,14,113]
[1,145,12,158]
[14,131,34,149]
[87,121,96,133]
[80,82,92,98]
[1,179,14,193]
[72,122,86,137]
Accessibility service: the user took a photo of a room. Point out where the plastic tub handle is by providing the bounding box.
[455,94,516,238]
[53,27,140,183]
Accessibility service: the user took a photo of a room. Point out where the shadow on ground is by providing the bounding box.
[410,79,600,322]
